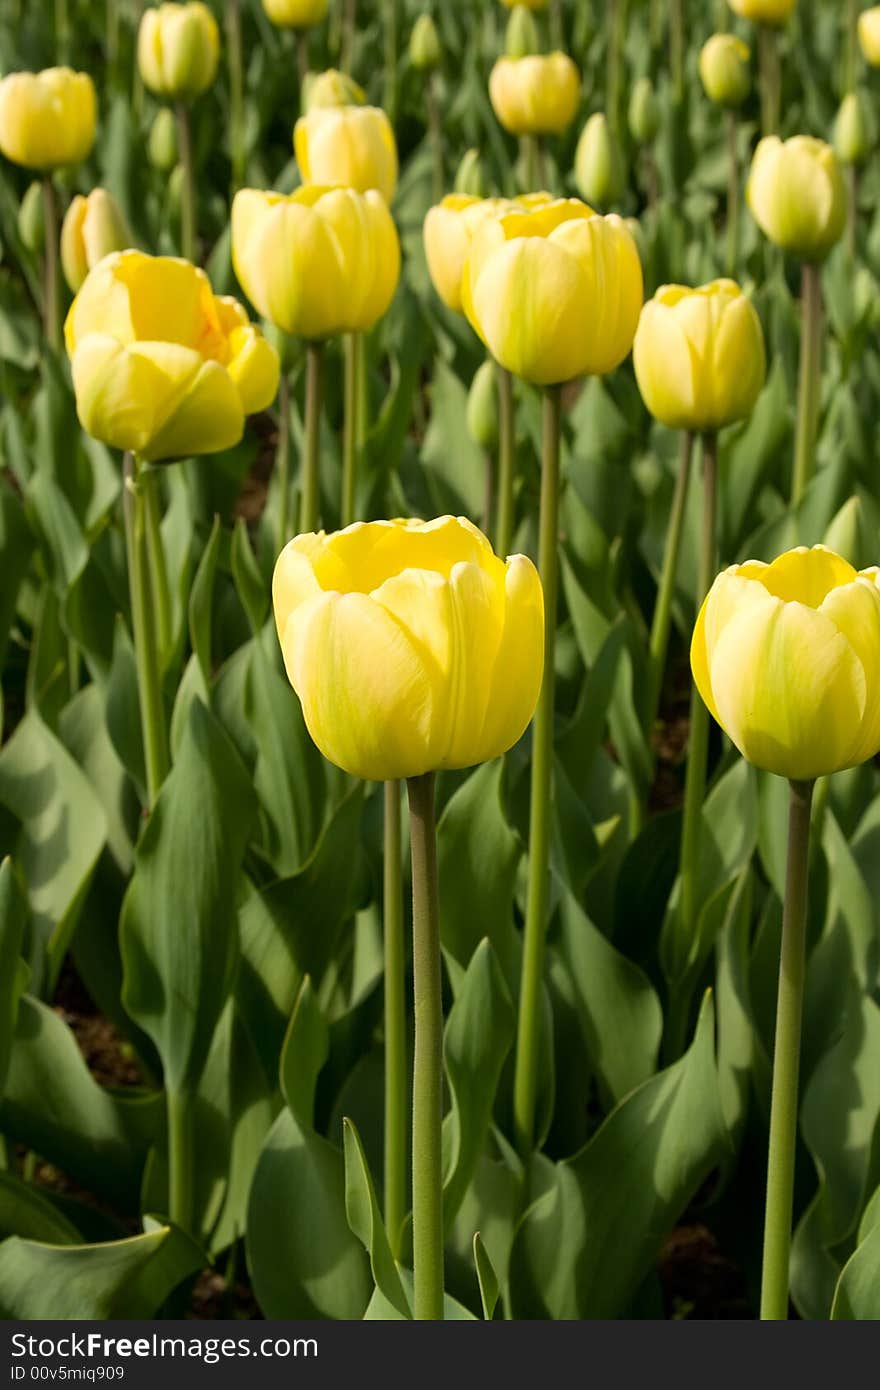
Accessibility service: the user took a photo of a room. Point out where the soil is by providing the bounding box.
[658,1224,752,1320]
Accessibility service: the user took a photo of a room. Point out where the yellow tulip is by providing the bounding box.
[633,279,766,432]
[0,68,96,171]
[231,185,400,339]
[303,69,366,110]
[727,0,795,25]
[747,135,846,262]
[64,250,279,462]
[858,7,880,66]
[273,516,544,781]
[462,197,643,386]
[262,0,328,25]
[489,53,580,136]
[60,189,133,294]
[137,2,219,102]
[692,546,880,780]
[423,194,519,314]
[294,105,398,202]
[500,0,549,9]
[699,34,751,108]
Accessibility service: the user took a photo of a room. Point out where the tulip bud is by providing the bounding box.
[453,147,487,197]
[18,182,45,254]
[148,107,179,171]
[0,68,96,172]
[727,0,795,25]
[410,14,442,72]
[505,4,540,58]
[822,496,873,569]
[834,90,873,168]
[747,135,846,263]
[574,113,625,208]
[466,361,498,450]
[302,68,366,110]
[137,1,220,103]
[859,7,880,67]
[628,77,659,146]
[699,34,751,108]
[60,189,132,293]
[168,163,184,220]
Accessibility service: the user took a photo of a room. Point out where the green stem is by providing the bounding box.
[300,343,324,533]
[297,29,309,86]
[141,467,172,671]
[676,432,717,976]
[132,0,145,117]
[176,103,196,262]
[791,261,823,506]
[725,109,740,279]
[758,25,781,136]
[760,778,814,1320]
[107,0,120,84]
[167,1084,195,1232]
[426,74,445,206]
[406,771,444,1321]
[608,0,623,132]
[846,163,858,261]
[847,0,859,94]
[41,177,60,356]
[123,451,170,808]
[495,363,515,558]
[54,0,70,62]
[513,384,562,1154]
[342,332,362,527]
[276,373,291,550]
[342,0,356,73]
[670,0,683,105]
[383,779,407,1259]
[646,431,693,737]
[384,0,398,124]
[549,0,563,48]
[227,0,245,191]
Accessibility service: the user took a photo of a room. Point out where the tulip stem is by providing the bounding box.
[41,177,60,356]
[761,777,814,1320]
[792,261,823,506]
[513,383,562,1154]
[406,770,444,1321]
[670,0,684,106]
[521,136,544,193]
[107,0,120,84]
[847,0,859,95]
[167,1082,195,1233]
[175,103,196,262]
[342,332,362,527]
[846,164,858,260]
[297,30,309,85]
[725,110,740,279]
[227,0,245,191]
[758,25,781,136]
[675,432,717,1011]
[646,431,694,739]
[342,0,356,73]
[383,0,398,125]
[275,373,292,551]
[384,779,407,1259]
[495,364,515,558]
[426,74,445,206]
[123,451,170,809]
[141,467,173,671]
[54,0,70,63]
[300,343,324,533]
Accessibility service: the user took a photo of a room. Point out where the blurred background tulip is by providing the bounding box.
[423,194,512,314]
[727,0,795,24]
[488,52,579,137]
[699,33,751,107]
[60,189,133,293]
[137,1,219,101]
[262,0,328,26]
[294,102,398,201]
[858,5,880,66]
[0,68,96,170]
[302,67,365,109]
[574,112,625,209]
[747,135,846,262]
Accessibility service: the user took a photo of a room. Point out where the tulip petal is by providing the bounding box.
[225,325,280,413]
[479,554,545,759]
[142,353,244,461]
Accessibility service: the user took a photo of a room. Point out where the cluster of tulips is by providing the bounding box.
[2,0,880,1321]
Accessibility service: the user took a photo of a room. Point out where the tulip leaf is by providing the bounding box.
[363,1273,476,1320]
[0,1226,203,1320]
[343,1116,411,1319]
[231,517,269,633]
[0,706,106,994]
[0,858,29,1099]
[0,477,34,670]
[121,697,256,1093]
[473,1232,500,1320]
[0,1170,81,1245]
[508,992,729,1318]
[443,939,515,1228]
[105,616,146,799]
[831,1218,880,1320]
[419,356,486,518]
[188,513,222,695]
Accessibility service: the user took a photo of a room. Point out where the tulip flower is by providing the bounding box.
[500,0,549,8]
[488,53,579,138]
[574,112,625,209]
[293,103,398,202]
[692,544,880,1320]
[410,14,441,71]
[748,136,845,504]
[0,68,97,352]
[274,514,542,1320]
[728,0,794,24]
[302,68,365,109]
[859,6,880,66]
[60,189,133,294]
[699,34,751,108]
[423,195,516,315]
[262,0,327,23]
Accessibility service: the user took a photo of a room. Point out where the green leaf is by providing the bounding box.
[343,1116,411,1318]
[0,707,106,992]
[363,1271,476,1319]
[473,1231,500,1319]
[0,1226,203,1319]
[188,514,222,694]
[121,698,256,1093]
[443,939,515,1228]
[831,1220,880,1320]
[0,858,28,1097]
[419,357,486,518]
[231,517,269,633]
[0,477,34,669]
[0,1170,80,1244]
[508,992,729,1318]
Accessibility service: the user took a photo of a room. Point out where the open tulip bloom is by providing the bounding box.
[692,544,880,1319]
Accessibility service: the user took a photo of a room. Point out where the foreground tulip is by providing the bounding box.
[699,34,751,107]
[489,53,579,137]
[137,2,219,100]
[860,7,880,66]
[0,68,96,170]
[463,197,642,386]
[294,104,398,202]
[634,280,766,433]
[692,543,880,1320]
[423,195,514,314]
[65,250,279,462]
[262,0,327,24]
[60,189,133,293]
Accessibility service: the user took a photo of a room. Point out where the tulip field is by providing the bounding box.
[3,0,880,1329]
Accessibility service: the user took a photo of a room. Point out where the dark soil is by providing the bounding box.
[658,1223,752,1319]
